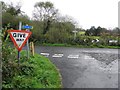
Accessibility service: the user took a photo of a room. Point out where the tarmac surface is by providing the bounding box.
[35,46,119,88]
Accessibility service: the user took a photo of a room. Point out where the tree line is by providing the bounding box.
[1,1,120,47]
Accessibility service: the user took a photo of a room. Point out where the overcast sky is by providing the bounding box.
[2,0,119,29]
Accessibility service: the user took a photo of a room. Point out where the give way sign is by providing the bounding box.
[8,30,32,51]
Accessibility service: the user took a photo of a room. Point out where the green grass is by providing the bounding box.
[78,31,85,35]
[42,43,66,46]
[3,50,62,88]
[79,36,100,39]
[38,43,120,49]
[22,51,62,88]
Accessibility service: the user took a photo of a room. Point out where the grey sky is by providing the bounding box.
[2,0,119,29]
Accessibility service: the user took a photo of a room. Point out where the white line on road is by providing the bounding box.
[52,54,64,58]
[40,53,49,57]
[84,56,94,59]
[67,55,79,59]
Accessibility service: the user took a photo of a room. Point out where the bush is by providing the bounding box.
[2,42,62,88]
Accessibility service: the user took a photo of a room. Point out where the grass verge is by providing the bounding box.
[2,50,62,88]
[37,43,120,49]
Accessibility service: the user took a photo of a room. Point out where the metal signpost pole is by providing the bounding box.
[23,25,32,59]
[18,21,22,65]
[18,50,20,65]
[26,29,30,59]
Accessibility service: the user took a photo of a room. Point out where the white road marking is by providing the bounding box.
[52,54,64,58]
[84,56,94,59]
[68,55,79,59]
[40,53,49,57]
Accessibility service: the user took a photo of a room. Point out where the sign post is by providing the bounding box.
[22,25,33,59]
[18,22,22,65]
[26,29,30,59]
[8,30,32,65]
[30,42,35,56]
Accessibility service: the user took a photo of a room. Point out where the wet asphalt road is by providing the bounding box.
[34,46,119,88]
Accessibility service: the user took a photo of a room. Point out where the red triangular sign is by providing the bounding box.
[8,30,32,51]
